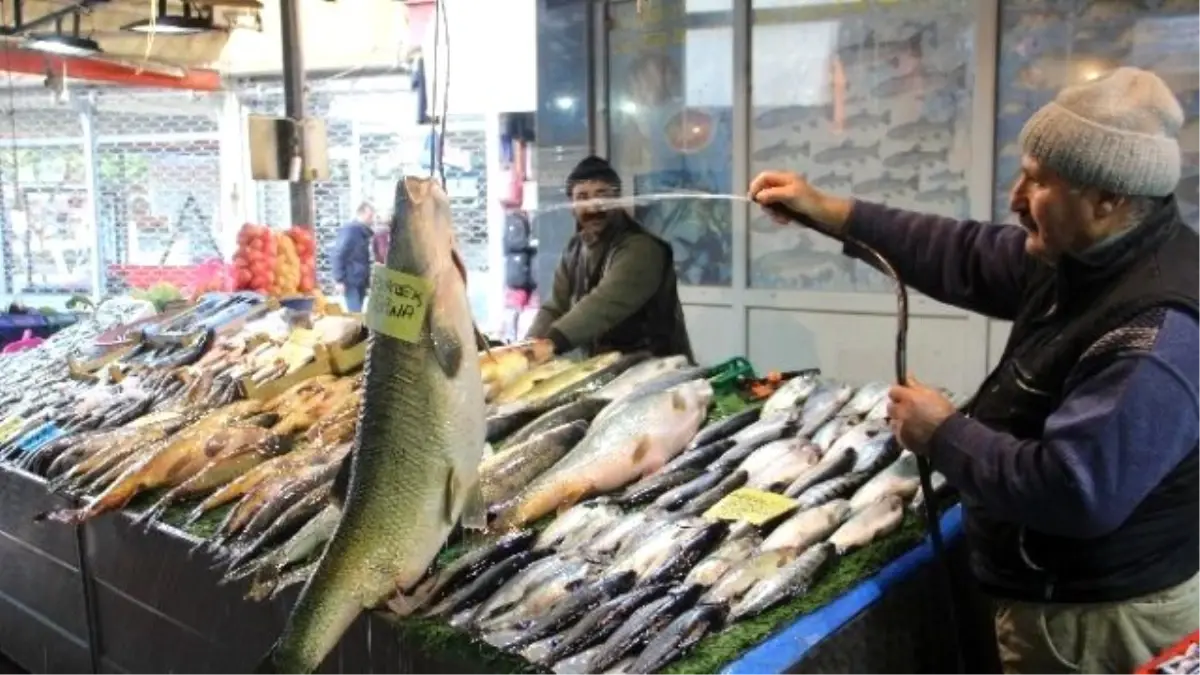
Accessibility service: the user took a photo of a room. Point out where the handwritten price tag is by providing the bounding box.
[0,415,26,445]
[704,487,799,526]
[365,264,433,343]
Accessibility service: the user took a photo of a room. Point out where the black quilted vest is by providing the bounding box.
[963,198,1199,603]
[563,214,694,361]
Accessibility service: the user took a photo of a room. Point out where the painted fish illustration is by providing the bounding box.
[752,140,812,162]
[915,185,969,205]
[873,63,967,99]
[843,108,892,128]
[837,25,930,68]
[256,177,488,673]
[753,105,832,130]
[852,173,920,197]
[812,140,881,165]
[927,168,965,183]
[883,145,950,170]
[886,117,952,141]
[811,171,854,190]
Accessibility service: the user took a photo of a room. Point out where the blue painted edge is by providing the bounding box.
[722,504,966,675]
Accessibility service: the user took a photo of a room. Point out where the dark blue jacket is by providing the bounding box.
[333,221,373,289]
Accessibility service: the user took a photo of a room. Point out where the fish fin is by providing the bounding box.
[460,480,488,531]
[429,319,465,378]
[671,390,688,411]
[330,451,353,509]
[630,436,651,464]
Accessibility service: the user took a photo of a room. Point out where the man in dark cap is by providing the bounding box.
[526,155,694,361]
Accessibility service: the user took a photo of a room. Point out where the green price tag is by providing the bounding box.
[365,264,434,343]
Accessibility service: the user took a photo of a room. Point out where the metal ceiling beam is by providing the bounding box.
[0,0,112,37]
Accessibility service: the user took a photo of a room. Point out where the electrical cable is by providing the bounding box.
[427,0,449,190]
[764,202,966,674]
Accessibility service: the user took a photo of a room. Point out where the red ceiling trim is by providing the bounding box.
[0,48,222,91]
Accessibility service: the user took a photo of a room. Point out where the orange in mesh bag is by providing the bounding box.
[232,223,277,294]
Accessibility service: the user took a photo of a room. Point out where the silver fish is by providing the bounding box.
[829,419,890,463]
[628,603,727,674]
[729,542,837,621]
[472,555,591,629]
[849,435,900,473]
[798,383,856,437]
[811,417,853,453]
[761,373,820,418]
[761,499,852,553]
[829,494,906,554]
[688,406,761,450]
[742,438,822,491]
[480,421,589,507]
[593,356,691,402]
[844,381,891,418]
[535,500,624,552]
[684,530,762,587]
[677,469,749,518]
[729,412,798,448]
[783,444,857,499]
[591,369,709,429]
[849,451,922,513]
[606,519,726,586]
[702,548,796,605]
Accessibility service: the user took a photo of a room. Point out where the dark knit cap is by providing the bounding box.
[566,155,622,197]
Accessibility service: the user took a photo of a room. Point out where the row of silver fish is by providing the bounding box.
[388,370,955,673]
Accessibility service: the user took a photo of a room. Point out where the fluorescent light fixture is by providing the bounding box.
[25,33,101,57]
[123,0,215,35]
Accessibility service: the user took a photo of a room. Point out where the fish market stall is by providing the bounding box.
[0,184,986,674]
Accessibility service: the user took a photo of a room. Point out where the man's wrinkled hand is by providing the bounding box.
[887,375,957,455]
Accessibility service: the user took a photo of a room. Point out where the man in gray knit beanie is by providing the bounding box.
[750,66,1197,675]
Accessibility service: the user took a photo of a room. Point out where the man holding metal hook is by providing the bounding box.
[749,67,1198,674]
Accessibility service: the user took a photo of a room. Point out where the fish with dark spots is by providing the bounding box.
[584,584,703,673]
[883,145,951,170]
[497,572,637,652]
[812,140,881,165]
[629,603,727,674]
[424,549,550,619]
[539,584,672,666]
[853,173,920,197]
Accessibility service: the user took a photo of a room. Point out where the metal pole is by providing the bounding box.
[78,103,105,302]
[279,0,313,227]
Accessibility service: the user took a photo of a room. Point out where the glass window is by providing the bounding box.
[607,0,734,287]
[749,0,978,292]
[994,0,1199,230]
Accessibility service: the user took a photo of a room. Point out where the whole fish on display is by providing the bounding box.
[424,549,550,620]
[659,437,736,474]
[653,468,730,511]
[474,556,596,633]
[537,584,673,666]
[481,421,589,507]
[534,500,625,552]
[829,494,906,554]
[494,571,637,652]
[493,380,713,529]
[630,602,727,674]
[220,482,333,569]
[783,444,857,498]
[591,367,710,428]
[407,528,538,613]
[760,372,820,418]
[701,548,796,606]
[497,397,608,450]
[796,383,856,437]
[224,504,341,586]
[584,583,704,673]
[810,416,853,453]
[604,519,726,587]
[256,177,488,674]
[729,542,837,621]
[683,530,762,587]
[582,511,678,561]
[687,406,761,450]
[614,466,705,508]
[480,340,555,401]
[793,438,898,510]
[849,451,922,513]
[492,358,576,405]
[739,437,822,491]
[593,355,691,402]
[677,469,749,518]
[760,499,851,553]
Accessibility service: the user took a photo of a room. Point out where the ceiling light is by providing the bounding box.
[25,33,101,57]
[123,0,215,35]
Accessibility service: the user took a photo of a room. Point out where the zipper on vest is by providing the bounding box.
[1012,362,1053,397]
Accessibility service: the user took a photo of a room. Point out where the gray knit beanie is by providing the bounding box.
[1019,67,1184,197]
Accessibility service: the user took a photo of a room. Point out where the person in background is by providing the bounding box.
[526,155,694,361]
[749,67,1197,675]
[333,202,375,312]
[371,214,390,266]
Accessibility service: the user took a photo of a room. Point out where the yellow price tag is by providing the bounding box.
[0,415,25,444]
[703,487,799,526]
[288,328,321,347]
[364,264,433,343]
